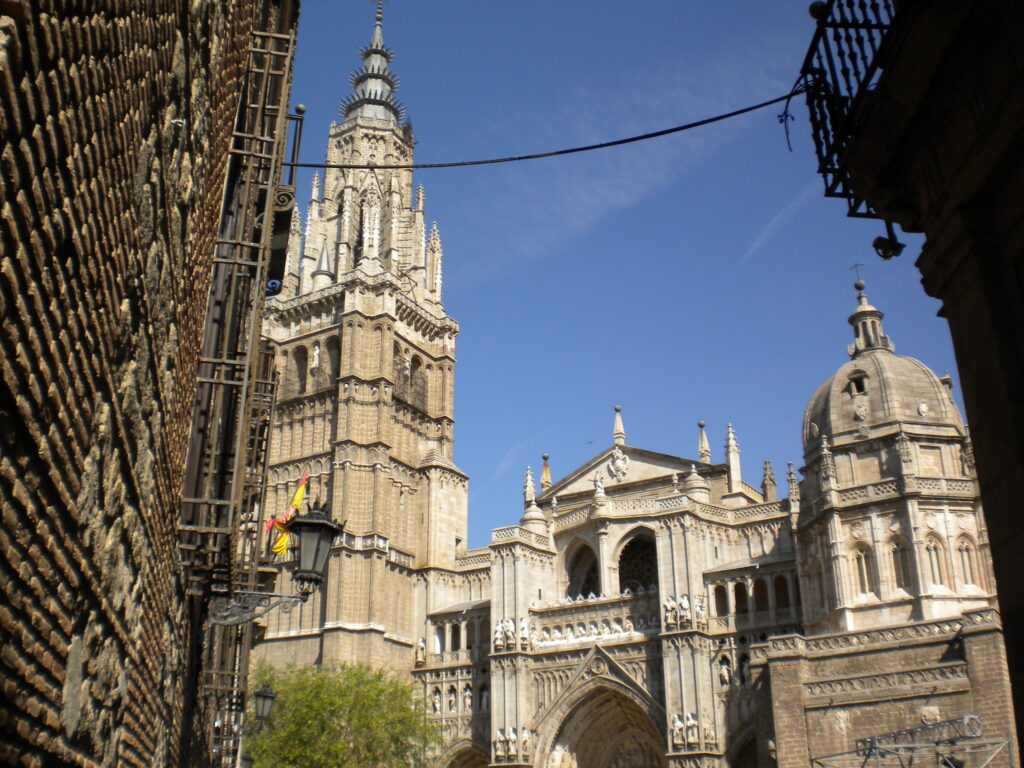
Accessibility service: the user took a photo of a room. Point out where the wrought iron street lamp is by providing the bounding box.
[289,506,340,596]
[209,506,342,625]
[253,684,277,721]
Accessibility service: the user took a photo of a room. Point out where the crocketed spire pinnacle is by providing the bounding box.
[847,280,894,358]
[340,2,404,123]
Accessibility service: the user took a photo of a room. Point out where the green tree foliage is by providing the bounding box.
[245,664,440,768]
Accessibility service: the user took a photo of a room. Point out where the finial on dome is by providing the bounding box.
[524,466,536,504]
[697,421,711,463]
[847,280,894,358]
[613,405,625,446]
[540,454,551,490]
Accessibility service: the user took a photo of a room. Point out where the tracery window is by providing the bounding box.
[852,545,875,595]
[890,539,911,590]
[925,538,946,587]
[618,533,658,593]
[957,537,977,586]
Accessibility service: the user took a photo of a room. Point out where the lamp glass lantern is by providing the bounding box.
[253,684,277,721]
[288,506,341,596]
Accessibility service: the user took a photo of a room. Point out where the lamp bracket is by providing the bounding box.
[209,590,307,626]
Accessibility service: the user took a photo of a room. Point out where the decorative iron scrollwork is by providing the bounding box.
[209,590,307,625]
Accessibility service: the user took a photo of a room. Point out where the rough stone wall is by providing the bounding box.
[0,2,259,766]
[761,609,1018,767]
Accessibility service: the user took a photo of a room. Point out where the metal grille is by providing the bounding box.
[799,0,896,218]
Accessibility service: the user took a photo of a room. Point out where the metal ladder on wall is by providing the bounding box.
[177,24,296,766]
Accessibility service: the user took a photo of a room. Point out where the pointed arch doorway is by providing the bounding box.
[541,682,666,768]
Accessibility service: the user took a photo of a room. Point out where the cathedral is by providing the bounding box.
[251,8,1018,767]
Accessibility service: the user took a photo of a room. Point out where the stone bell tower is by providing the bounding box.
[255,3,468,669]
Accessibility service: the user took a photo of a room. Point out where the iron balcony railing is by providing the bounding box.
[799,0,896,219]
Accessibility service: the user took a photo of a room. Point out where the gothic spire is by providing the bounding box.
[523,466,536,505]
[725,423,742,493]
[340,1,405,123]
[540,454,551,490]
[613,405,625,446]
[847,280,894,358]
[697,421,711,463]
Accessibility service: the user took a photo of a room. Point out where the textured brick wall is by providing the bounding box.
[0,2,258,765]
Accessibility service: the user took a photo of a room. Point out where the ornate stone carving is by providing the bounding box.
[607,446,630,481]
[804,663,967,697]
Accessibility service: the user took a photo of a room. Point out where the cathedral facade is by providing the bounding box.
[251,9,1018,767]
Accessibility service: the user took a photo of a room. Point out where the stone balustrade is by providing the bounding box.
[531,592,661,647]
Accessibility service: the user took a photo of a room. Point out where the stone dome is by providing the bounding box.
[802,283,961,456]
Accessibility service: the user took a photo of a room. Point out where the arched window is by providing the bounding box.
[465,621,476,650]
[734,582,749,613]
[773,574,790,609]
[852,545,876,595]
[926,538,946,587]
[714,585,728,616]
[326,336,340,382]
[618,532,658,593]
[566,544,599,599]
[890,539,911,590]
[752,579,769,612]
[450,624,461,652]
[434,625,444,653]
[957,537,978,586]
[293,346,308,395]
[409,355,427,410]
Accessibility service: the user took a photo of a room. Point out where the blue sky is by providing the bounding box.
[289,1,961,548]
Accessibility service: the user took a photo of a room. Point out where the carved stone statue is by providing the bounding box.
[519,617,529,648]
[685,712,699,746]
[508,727,517,756]
[664,595,677,627]
[493,622,504,651]
[694,595,705,624]
[504,618,516,646]
[741,656,751,685]
[481,686,489,711]
[310,343,320,371]
[671,713,685,748]
[718,658,732,686]
[679,594,691,625]
[494,730,506,760]
[702,712,716,747]
[448,687,456,711]
[432,689,441,713]
[415,637,425,665]
[463,684,472,712]
[593,472,605,495]
[521,727,531,755]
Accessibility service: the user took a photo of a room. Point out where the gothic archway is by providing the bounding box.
[540,681,666,768]
[439,739,488,768]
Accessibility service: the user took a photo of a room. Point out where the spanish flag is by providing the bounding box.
[268,471,309,555]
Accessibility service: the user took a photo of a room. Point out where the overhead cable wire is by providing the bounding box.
[283,87,806,171]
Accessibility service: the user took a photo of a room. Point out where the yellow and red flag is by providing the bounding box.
[267,470,309,555]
